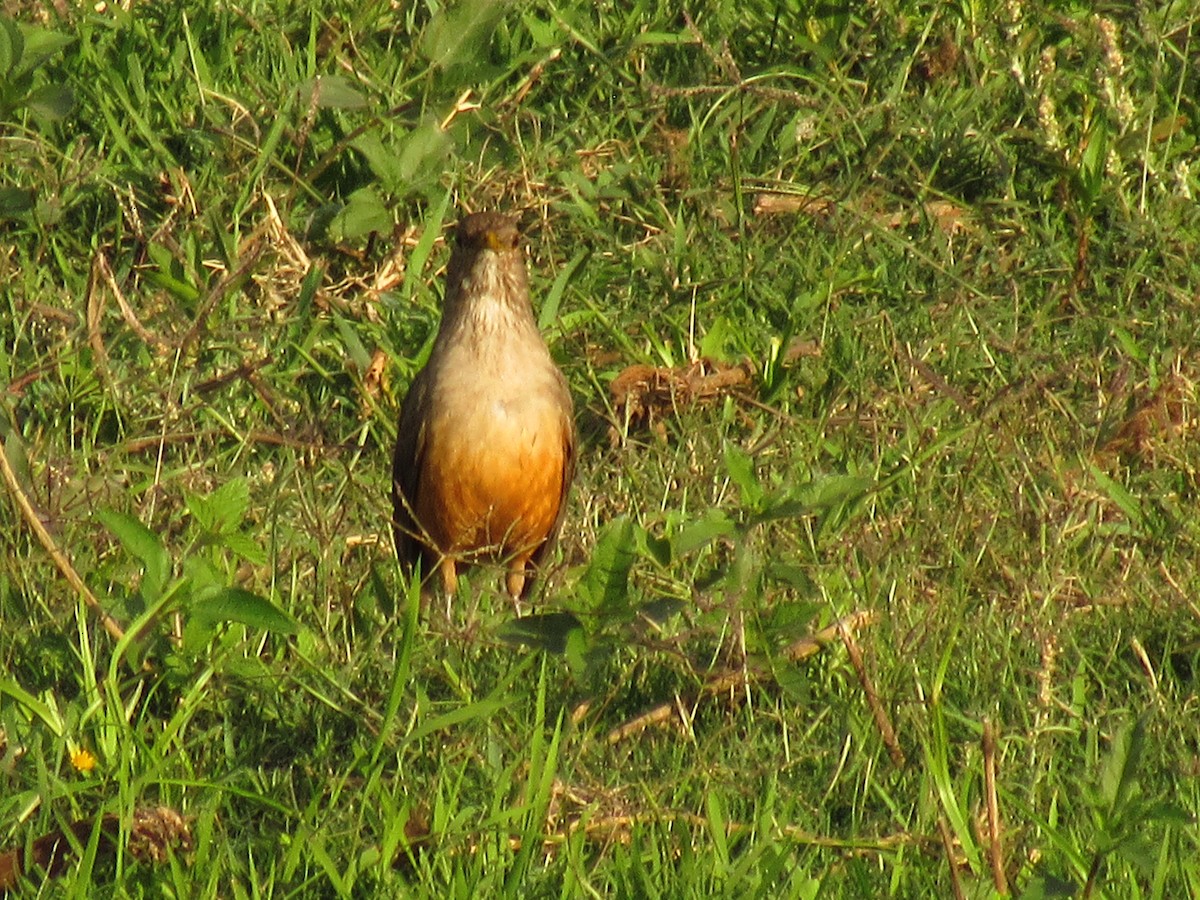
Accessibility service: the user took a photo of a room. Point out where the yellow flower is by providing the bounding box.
[70,748,97,774]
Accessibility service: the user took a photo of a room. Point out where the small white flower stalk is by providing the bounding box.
[1019,9,1194,213]
[1174,159,1193,201]
[1034,47,1063,153]
[1092,16,1134,183]
[1094,16,1136,130]
[1003,0,1024,45]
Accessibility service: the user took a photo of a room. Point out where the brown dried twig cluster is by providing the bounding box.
[608,338,820,443]
[0,806,191,891]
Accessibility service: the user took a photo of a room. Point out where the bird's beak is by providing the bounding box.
[483,227,517,253]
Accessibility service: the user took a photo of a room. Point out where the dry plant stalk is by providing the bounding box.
[93,252,171,350]
[435,778,934,867]
[838,616,906,768]
[0,438,126,643]
[606,609,877,744]
[753,189,975,239]
[982,717,1009,895]
[536,810,926,855]
[938,816,968,900]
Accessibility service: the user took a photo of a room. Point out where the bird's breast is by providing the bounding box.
[413,320,570,550]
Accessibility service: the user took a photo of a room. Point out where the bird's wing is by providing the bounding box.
[530,375,576,572]
[391,370,430,569]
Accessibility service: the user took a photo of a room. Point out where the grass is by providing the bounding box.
[2,0,1200,895]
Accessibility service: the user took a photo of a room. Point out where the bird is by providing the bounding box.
[391,211,575,603]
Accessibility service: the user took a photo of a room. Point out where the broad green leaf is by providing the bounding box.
[765,562,815,591]
[206,478,251,531]
[698,315,734,361]
[187,478,250,535]
[672,508,737,556]
[14,25,74,76]
[640,530,671,567]
[1021,872,1081,899]
[324,187,388,243]
[0,17,21,77]
[563,627,588,677]
[221,532,267,566]
[395,119,452,185]
[96,509,170,600]
[498,611,584,654]
[26,83,73,120]
[762,598,820,641]
[301,74,367,110]
[328,187,391,243]
[723,441,763,509]
[182,554,222,597]
[190,587,297,634]
[798,473,874,510]
[774,665,811,703]
[1113,833,1158,877]
[1100,717,1146,816]
[520,12,559,48]
[1137,800,1193,827]
[0,186,34,218]
[0,420,31,486]
[421,0,510,70]
[636,596,686,624]
[749,476,872,526]
[185,492,215,533]
[351,129,405,191]
[1073,120,1109,209]
[579,515,638,612]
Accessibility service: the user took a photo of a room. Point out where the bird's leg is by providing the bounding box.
[505,556,533,614]
[427,559,455,622]
[438,558,458,595]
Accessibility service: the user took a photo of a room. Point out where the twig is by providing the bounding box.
[178,241,267,352]
[94,251,173,350]
[560,810,925,853]
[644,81,822,109]
[982,718,1009,894]
[117,429,337,455]
[607,609,877,744]
[938,816,967,900]
[85,253,113,390]
[466,809,932,858]
[0,438,126,643]
[838,616,906,768]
